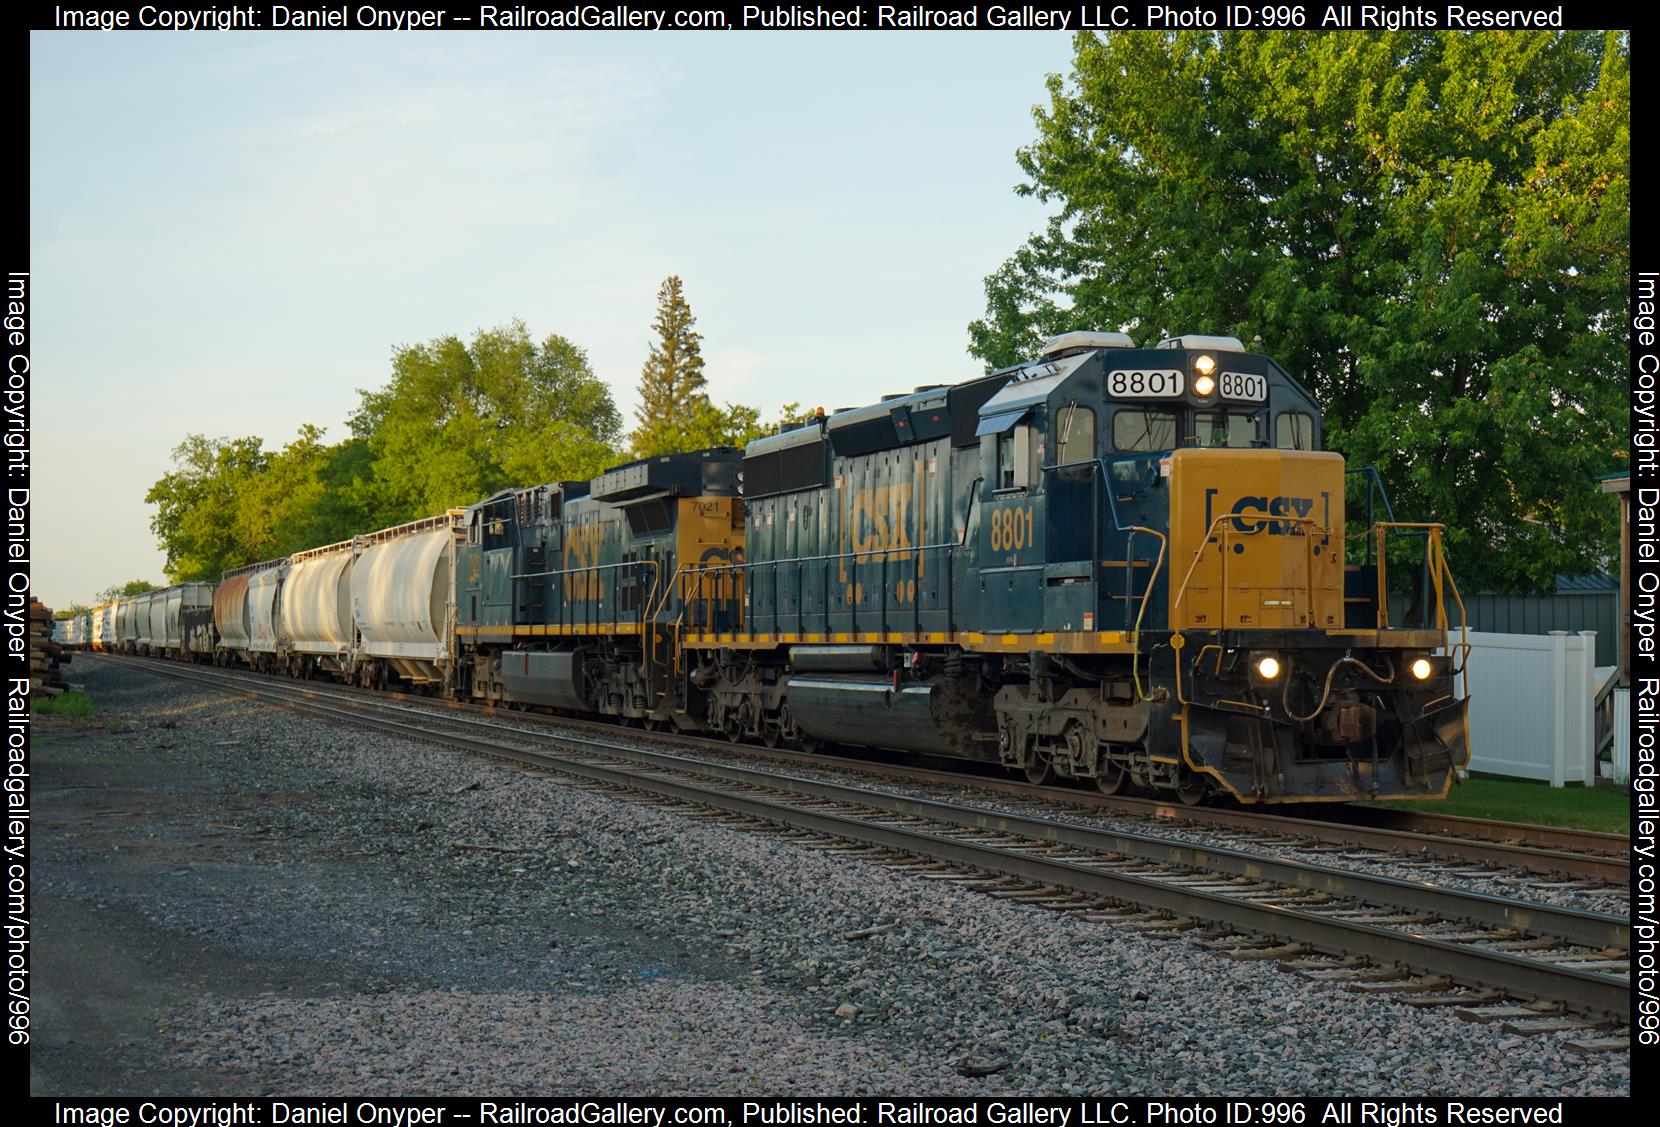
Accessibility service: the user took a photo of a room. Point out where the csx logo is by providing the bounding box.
[838,481,923,604]
[840,484,915,580]
[1205,489,1327,536]
[563,521,608,599]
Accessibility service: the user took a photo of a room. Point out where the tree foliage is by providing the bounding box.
[96,579,158,603]
[146,434,268,582]
[628,276,801,456]
[971,30,1628,591]
[143,320,625,585]
[353,320,622,520]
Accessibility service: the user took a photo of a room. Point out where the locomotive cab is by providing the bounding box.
[978,331,1468,803]
[913,330,1467,803]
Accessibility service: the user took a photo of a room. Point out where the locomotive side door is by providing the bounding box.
[977,415,1045,633]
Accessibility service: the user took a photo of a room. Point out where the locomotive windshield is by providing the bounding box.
[1110,406,1291,452]
[1112,407,1178,452]
[1190,409,1262,448]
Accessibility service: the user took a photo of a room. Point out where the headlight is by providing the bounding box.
[1193,374,1216,396]
[1410,658,1433,681]
[1256,656,1281,680]
[1194,354,1217,375]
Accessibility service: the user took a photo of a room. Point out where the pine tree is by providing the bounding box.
[631,276,717,457]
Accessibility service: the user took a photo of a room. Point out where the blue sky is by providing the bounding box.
[30,31,1077,608]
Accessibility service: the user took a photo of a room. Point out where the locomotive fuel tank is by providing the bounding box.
[785,673,998,760]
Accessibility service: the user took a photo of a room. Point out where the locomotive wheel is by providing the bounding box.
[1023,755,1054,786]
[1175,772,1209,806]
[762,726,781,748]
[1095,762,1128,796]
[799,736,822,755]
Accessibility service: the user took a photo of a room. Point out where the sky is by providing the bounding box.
[29,30,1078,610]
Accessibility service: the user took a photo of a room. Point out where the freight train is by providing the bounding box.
[84,332,1471,804]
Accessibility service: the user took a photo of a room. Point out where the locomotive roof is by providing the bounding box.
[590,445,743,504]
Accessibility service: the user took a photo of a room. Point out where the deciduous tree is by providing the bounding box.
[145,435,267,581]
[971,30,1628,590]
[352,320,623,519]
[95,579,158,603]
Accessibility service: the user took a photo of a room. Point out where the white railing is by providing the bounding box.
[1611,686,1631,785]
[1454,630,1598,786]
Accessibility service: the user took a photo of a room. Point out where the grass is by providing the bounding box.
[31,690,96,718]
[1368,772,1630,835]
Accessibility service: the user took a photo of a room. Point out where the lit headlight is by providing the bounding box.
[1193,374,1216,396]
[1256,656,1281,680]
[1410,658,1433,681]
[1194,354,1217,375]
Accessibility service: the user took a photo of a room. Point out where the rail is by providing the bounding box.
[96,655,1637,1022]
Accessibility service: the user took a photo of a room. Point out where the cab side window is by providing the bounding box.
[996,424,1036,490]
[1055,405,1096,467]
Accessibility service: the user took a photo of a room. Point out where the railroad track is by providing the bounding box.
[98,655,1632,1036]
[92,655,1627,885]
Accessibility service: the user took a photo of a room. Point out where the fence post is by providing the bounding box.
[1578,630,1598,784]
[1549,631,1568,788]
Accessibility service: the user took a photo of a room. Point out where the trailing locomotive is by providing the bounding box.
[105,330,1470,805]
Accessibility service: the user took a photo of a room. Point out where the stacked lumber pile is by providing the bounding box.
[31,599,70,696]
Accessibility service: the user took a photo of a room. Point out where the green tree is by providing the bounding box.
[632,276,719,457]
[352,320,622,520]
[145,435,267,581]
[53,603,91,620]
[96,579,158,603]
[239,426,380,555]
[971,30,1628,591]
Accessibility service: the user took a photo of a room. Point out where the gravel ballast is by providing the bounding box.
[33,657,1630,1096]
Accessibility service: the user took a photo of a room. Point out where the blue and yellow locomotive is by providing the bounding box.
[341,330,1470,806]
[677,331,1470,804]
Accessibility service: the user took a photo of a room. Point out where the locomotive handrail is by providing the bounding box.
[1057,457,1169,673]
[510,558,661,636]
[1170,512,1332,632]
[1370,521,1471,701]
[677,543,959,641]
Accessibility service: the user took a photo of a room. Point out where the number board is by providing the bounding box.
[1106,369,1184,398]
[1220,371,1268,402]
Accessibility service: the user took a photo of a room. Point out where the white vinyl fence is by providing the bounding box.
[1456,630,1597,786]
[1611,686,1631,785]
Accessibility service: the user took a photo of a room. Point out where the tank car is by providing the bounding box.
[682,331,1469,804]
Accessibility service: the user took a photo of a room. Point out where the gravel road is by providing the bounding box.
[31,657,1630,1096]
